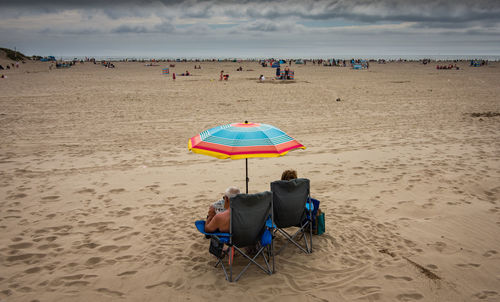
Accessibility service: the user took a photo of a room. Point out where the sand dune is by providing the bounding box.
[1,60,499,301]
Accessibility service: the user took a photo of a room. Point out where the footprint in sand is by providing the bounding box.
[483,250,498,257]
[98,245,131,252]
[384,275,413,281]
[117,271,137,276]
[6,253,46,263]
[85,257,103,266]
[396,293,424,301]
[427,241,447,253]
[17,286,32,293]
[97,288,124,297]
[8,193,28,199]
[25,267,43,274]
[109,188,126,194]
[474,290,498,300]
[456,263,481,268]
[41,195,60,201]
[9,242,33,249]
[76,188,96,194]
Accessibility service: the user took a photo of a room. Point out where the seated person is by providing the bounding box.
[205,186,240,233]
[280,169,320,222]
[281,169,297,181]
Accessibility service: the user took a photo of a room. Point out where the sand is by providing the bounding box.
[0,59,499,301]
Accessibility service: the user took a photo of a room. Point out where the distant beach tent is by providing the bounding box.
[295,59,304,64]
[279,70,294,80]
[162,68,170,75]
[40,56,56,62]
[271,62,280,68]
[470,60,486,67]
[352,60,369,70]
[279,60,286,64]
[56,62,71,68]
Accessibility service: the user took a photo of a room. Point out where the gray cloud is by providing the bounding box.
[112,24,150,34]
[111,21,176,34]
[2,1,499,29]
[1,0,499,57]
[39,27,102,35]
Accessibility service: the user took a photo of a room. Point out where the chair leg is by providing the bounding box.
[220,260,229,281]
[302,221,312,254]
[229,246,233,282]
[271,240,275,273]
[233,246,271,282]
[276,227,310,254]
[309,219,313,253]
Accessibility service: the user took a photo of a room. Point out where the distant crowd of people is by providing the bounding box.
[436,64,459,70]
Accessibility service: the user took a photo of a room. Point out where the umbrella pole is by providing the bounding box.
[245,158,249,194]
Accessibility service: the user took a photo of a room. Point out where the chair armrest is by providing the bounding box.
[195,220,231,237]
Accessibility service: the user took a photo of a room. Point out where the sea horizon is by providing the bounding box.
[47,54,500,62]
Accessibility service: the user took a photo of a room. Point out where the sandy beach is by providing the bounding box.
[1,58,499,301]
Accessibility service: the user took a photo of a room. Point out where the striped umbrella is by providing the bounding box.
[188,121,305,192]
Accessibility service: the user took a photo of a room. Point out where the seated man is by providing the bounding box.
[205,186,240,233]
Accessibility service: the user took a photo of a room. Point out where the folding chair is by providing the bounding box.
[271,178,312,255]
[195,191,274,282]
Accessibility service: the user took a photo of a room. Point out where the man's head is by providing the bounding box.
[223,186,240,208]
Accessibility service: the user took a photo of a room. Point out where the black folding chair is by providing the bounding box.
[271,178,312,255]
[195,191,274,282]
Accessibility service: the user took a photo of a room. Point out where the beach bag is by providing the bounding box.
[313,209,325,235]
[209,236,224,258]
[316,211,325,235]
[260,228,272,246]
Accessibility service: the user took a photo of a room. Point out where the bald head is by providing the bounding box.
[224,186,240,199]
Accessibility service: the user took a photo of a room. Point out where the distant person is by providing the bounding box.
[0,65,3,70]
[284,66,290,79]
[172,72,176,80]
[220,70,224,81]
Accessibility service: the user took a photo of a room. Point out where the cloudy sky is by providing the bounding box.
[1,0,499,58]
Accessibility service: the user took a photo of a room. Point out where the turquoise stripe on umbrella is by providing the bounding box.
[203,134,293,147]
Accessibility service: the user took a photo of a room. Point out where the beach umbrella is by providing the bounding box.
[188,121,305,193]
